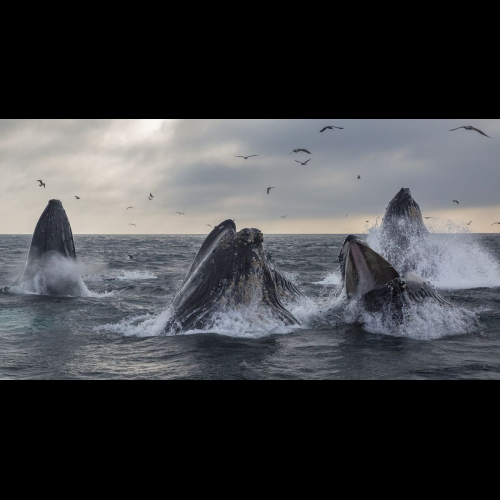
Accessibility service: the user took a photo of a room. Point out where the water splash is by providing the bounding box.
[8,255,93,297]
[97,293,322,339]
[341,298,480,340]
[367,220,500,289]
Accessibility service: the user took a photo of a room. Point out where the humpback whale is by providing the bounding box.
[339,235,449,314]
[9,200,86,296]
[379,188,429,273]
[165,220,300,333]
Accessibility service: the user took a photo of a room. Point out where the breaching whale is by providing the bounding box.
[9,199,86,296]
[165,220,301,333]
[339,235,449,313]
[379,188,429,273]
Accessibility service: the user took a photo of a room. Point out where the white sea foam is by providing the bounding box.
[367,220,500,290]
[84,270,159,282]
[341,299,480,340]
[313,273,341,286]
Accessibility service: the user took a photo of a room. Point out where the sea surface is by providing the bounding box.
[2,233,500,380]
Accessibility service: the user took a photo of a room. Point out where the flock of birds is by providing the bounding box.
[34,123,494,231]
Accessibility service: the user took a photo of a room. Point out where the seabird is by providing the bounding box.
[467,221,473,225]
[207,224,213,228]
[320,126,344,132]
[75,196,80,200]
[129,223,136,227]
[176,212,186,215]
[453,200,460,204]
[267,187,276,194]
[37,180,45,188]
[424,217,435,220]
[289,149,311,155]
[235,155,258,160]
[357,175,361,179]
[295,159,311,166]
[281,215,287,219]
[491,222,500,226]
[449,126,491,138]
[126,207,134,210]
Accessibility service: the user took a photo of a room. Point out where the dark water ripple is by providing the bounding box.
[1,234,500,380]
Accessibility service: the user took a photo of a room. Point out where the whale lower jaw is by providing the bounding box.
[166,275,300,334]
[166,302,299,334]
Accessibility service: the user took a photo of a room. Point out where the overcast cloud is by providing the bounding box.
[1,118,499,235]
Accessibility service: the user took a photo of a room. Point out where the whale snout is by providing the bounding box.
[237,228,264,245]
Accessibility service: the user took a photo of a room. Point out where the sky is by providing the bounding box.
[1,118,499,235]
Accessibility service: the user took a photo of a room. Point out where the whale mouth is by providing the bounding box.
[339,236,400,298]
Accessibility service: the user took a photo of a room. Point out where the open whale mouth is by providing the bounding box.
[339,235,400,298]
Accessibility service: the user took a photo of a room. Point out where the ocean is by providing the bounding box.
[2,232,500,380]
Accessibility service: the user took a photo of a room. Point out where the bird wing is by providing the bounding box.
[320,127,328,132]
[471,127,491,137]
[248,155,258,158]
[302,149,312,154]
[449,127,465,131]
[304,159,311,164]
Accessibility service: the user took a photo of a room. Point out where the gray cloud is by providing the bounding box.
[1,119,499,234]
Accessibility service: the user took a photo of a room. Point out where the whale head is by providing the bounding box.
[167,220,299,333]
[339,235,400,299]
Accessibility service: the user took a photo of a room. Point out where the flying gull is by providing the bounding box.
[235,155,258,160]
[267,187,276,194]
[37,180,45,188]
[449,126,491,138]
[320,126,344,132]
[289,149,311,155]
[295,159,311,166]
[453,200,460,204]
